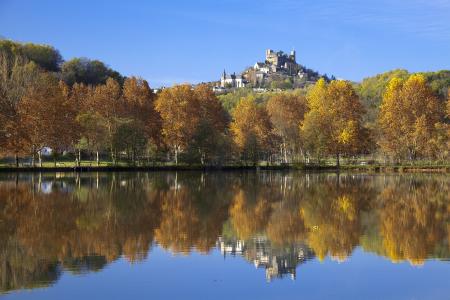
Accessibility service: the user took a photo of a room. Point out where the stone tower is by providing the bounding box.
[290,50,296,62]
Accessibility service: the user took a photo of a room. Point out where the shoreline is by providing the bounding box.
[0,164,449,173]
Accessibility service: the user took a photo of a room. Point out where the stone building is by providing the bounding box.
[220,70,247,88]
[263,49,300,76]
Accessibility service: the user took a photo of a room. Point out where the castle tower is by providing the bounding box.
[290,49,296,62]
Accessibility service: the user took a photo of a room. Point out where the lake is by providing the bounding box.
[0,171,449,299]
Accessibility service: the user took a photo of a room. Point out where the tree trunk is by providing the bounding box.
[38,151,42,167]
[200,150,205,166]
[96,151,100,166]
[336,153,340,168]
[31,151,35,168]
[284,143,288,164]
[174,146,178,165]
[78,149,81,167]
[15,154,19,168]
[111,149,116,166]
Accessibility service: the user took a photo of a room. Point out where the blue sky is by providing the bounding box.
[1,0,449,87]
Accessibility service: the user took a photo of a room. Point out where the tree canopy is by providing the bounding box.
[0,39,62,72]
[61,58,124,86]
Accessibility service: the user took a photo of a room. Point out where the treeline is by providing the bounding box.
[0,39,449,167]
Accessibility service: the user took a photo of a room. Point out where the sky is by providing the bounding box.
[1,0,449,87]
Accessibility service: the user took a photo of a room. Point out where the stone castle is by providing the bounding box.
[219,49,315,90]
[259,49,299,75]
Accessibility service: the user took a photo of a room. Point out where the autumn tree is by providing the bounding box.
[378,75,442,160]
[121,77,161,164]
[266,92,308,163]
[231,96,275,165]
[430,89,450,159]
[301,79,369,166]
[68,83,93,164]
[155,85,200,165]
[89,78,123,164]
[76,112,108,166]
[186,84,229,165]
[20,75,79,166]
[0,51,41,166]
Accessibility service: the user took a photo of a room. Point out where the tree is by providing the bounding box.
[0,51,41,165]
[428,89,450,160]
[187,84,229,165]
[112,121,147,164]
[301,79,368,166]
[378,74,441,160]
[270,78,293,90]
[0,39,62,72]
[356,69,450,126]
[266,92,308,163]
[356,69,410,124]
[155,85,200,165]
[70,83,93,165]
[20,75,78,166]
[89,78,123,164]
[230,96,275,165]
[76,112,108,166]
[122,77,161,163]
[61,58,123,86]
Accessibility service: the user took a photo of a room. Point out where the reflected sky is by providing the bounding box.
[0,172,449,299]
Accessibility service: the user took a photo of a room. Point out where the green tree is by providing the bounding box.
[0,39,62,72]
[61,58,123,86]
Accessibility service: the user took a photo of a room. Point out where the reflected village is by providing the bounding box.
[0,172,449,293]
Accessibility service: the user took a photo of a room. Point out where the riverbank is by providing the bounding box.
[0,163,449,173]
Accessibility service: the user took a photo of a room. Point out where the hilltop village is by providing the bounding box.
[215,49,328,93]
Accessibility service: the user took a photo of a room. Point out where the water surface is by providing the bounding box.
[0,172,449,299]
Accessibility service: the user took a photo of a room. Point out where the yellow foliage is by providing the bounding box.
[379,74,442,159]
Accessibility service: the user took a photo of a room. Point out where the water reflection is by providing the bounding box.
[0,172,449,292]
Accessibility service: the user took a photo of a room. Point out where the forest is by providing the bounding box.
[0,39,449,168]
